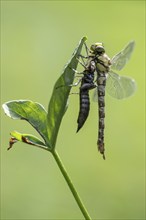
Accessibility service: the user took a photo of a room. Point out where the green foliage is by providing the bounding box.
[2,37,92,220]
[2,100,50,147]
[47,36,87,147]
[8,131,47,150]
[2,37,87,151]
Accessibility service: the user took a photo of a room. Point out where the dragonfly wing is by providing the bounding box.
[106,71,137,99]
[92,88,98,102]
[111,41,135,71]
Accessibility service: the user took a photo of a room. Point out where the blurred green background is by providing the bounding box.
[1,1,145,220]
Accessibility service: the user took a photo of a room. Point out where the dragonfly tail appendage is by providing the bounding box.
[97,140,105,160]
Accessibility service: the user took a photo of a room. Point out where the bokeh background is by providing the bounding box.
[1,1,145,219]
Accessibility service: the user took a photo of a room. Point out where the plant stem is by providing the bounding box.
[52,150,92,220]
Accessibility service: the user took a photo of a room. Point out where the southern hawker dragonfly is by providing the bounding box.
[76,41,136,159]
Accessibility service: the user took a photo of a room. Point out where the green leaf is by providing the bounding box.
[2,100,51,148]
[2,37,87,151]
[8,131,48,150]
[47,37,87,147]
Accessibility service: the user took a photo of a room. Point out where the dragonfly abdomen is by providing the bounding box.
[97,73,106,159]
[77,89,90,132]
[77,72,96,133]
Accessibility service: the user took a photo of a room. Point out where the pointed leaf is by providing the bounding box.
[2,100,51,148]
[47,37,87,147]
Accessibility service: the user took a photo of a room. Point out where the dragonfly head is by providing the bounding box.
[90,43,111,72]
[90,42,105,55]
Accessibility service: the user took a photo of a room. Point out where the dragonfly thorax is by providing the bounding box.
[96,53,111,73]
[89,42,111,73]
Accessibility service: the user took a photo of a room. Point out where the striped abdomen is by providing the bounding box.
[77,88,90,132]
[77,72,96,132]
[97,72,106,159]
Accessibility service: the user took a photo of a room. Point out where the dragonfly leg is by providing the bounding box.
[79,54,88,59]
[84,42,90,57]
[72,68,84,75]
[72,44,90,71]
[69,78,82,87]
[55,77,82,89]
[78,54,89,66]
[78,43,90,59]
[76,57,87,69]
[77,42,90,63]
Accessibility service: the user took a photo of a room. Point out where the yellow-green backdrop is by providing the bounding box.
[1,1,145,219]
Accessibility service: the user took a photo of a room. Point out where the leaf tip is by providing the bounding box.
[8,137,18,150]
[83,36,88,41]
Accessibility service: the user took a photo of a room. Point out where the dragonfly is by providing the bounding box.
[76,41,136,159]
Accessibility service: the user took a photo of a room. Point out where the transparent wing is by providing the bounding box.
[92,88,98,102]
[111,41,135,71]
[106,70,137,99]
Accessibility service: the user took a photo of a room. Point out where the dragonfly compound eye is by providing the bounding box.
[90,43,105,55]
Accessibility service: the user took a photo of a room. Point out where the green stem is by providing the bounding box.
[52,150,92,220]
